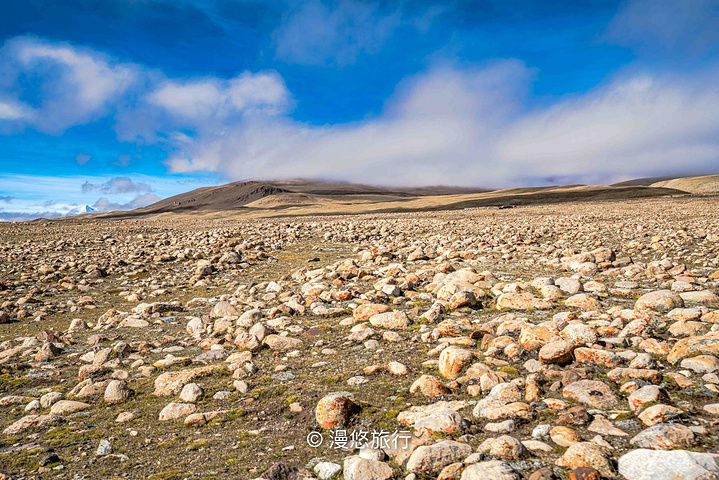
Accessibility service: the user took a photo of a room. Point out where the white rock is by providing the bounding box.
[618,449,719,480]
[314,461,342,480]
[179,383,203,403]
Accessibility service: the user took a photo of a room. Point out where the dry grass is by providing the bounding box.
[651,174,719,194]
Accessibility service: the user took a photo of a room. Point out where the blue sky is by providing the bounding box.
[0,0,718,220]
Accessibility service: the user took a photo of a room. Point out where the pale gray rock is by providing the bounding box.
[314,461,342,480]
[179,383,203,403]
[406,440,472,474]
[96,438,112,456]
[630,423,695,449]
[461,460,520,480]
[562,380,618,409]
[343,456,394,480]
[618,449,719,480]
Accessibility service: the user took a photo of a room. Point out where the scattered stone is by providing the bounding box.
[354,304,391,321]
[40,392,63,408]
[406,440,472,474]
[562,380,618,409]
[413,409,466,438]
[637,404,683,426]
[635,290,684,312]
[369,311,410,329]
[50,400,91,415]
[681,355,719,373]
[96,439,112,456]
[488,435,529,459]
[630,423,695,449]
[628,385,662,412]
[153,365,220,397]
[439,346,473,379]
[551,426,581,447]
[569,467,601,480]
[179,383,203,403]
[539,340,575,365]
[3,196,719,478]
[528,467,556,480]
[556,442,615,477]
[343,456,394,480]
[158,402,196,421]
[461,461,520,480]
[104,380,130,404]
[387,361,408,376]
[315,393,353,429]
[263,335,303,351]
[314,462,342,480]
[410,375,450,397]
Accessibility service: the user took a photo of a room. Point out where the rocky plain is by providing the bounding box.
[2,194,719,480]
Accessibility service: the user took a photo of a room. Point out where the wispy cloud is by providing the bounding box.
[273,0,405,66]
[0,210,76,222]
[605,0,719,53]
[75,153,91,165]
[81,176,152,194]
[113,154,131,167]
[0,100,30,120]
[92,193,161,212]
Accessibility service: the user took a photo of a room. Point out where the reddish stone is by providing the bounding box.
[569,467,601,480]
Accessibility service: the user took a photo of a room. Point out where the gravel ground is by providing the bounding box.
[1,195,719,480]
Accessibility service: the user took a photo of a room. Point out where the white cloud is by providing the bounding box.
[0,37,289,145]
[148,79,224,118]
[273,0,403,66]
[163,60,526,184]
[147,71,289,120]
[0,199,88,221]
[227,72,290,113]
[0,36,138,134]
